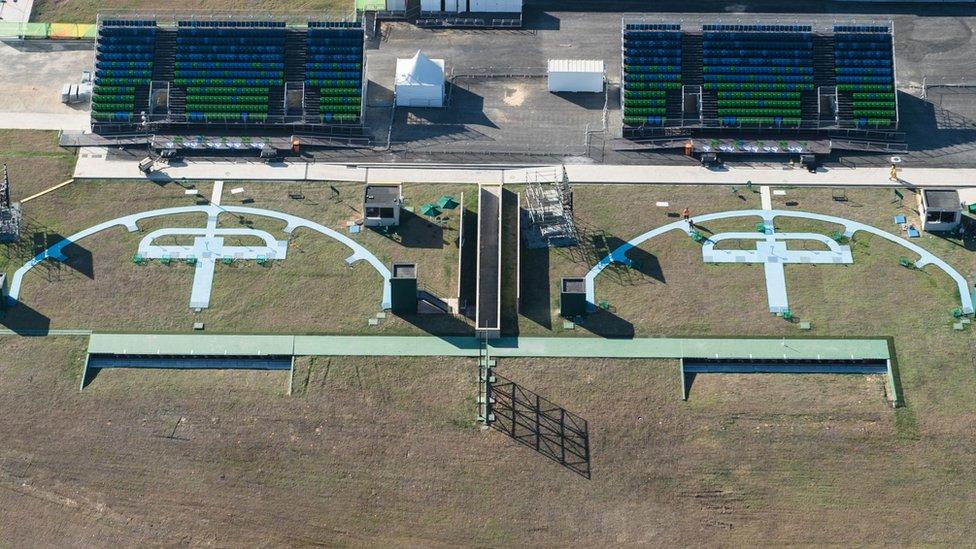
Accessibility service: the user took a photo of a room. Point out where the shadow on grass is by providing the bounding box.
[606,234,666,284]
[458,206,477,317]
[519,246,552,330]
[490,372,591,479]
[0,301,51,336]
[928,216,976,252]
[369,209,450,249]
[81,364,101,389]
[578,307,634,339]
[7,220,95,283]
[398,310,474,337]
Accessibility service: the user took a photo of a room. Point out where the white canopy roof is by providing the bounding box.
[396,50,445,88]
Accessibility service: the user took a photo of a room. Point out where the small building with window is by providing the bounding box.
[918,189,962,232]
[363,184,402,227]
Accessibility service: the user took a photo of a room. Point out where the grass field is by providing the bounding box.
[0,131,75,202]
[31,0,356,23]
[1,338,974,545]
[5,179,470,334]
[0,129,975,543]
[518,184,974,341]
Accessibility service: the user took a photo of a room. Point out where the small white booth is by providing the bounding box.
[917,189,963,232]
[395,50,446,108]
[547,59,605,93]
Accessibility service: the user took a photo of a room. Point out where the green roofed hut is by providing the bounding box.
[436,195,459,210]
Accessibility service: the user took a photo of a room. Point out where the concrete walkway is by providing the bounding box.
[9,204,392,310]
[0,111,90,131]
[586,209,974,315]
[72,150,976,189]
[0,0,35,24]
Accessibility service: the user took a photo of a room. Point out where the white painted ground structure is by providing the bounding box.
[9,204,392,311]
[701,232,854,313]
[585,209,974,316]
[71,150,976,189]
[136,203,289,309]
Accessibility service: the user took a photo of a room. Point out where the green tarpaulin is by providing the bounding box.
[355,0,387,9]
[420,203,441,217]
[436,195,459,209]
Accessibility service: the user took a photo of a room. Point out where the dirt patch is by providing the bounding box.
[1,342,974,545]
[503,85,527,107]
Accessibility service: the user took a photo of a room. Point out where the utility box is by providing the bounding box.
[560,277,587,318]
[548,59,605,93]
[363,184,402,227]
[918,189,962,232]
[390,262,418,315]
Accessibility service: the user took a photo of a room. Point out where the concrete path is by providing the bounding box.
[562,164,976,188]
[9,204,392,310]
[0,40,94,126]
[0,111,90,131]
[210,180,223,206]
[72,150,976,189]
[760,185,773,210]
[586,209,974,315]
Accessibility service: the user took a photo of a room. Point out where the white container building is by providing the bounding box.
[547,59,605,93]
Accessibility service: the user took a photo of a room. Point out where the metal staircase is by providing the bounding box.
[153,30,182,120]
[143,29,177,120]
[809,34,836,128]
[271,29,307,122]
[681,32,704,126]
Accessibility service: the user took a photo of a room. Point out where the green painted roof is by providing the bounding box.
[87,334,889,361]
[88,333,295,356]
[490,337,890,360]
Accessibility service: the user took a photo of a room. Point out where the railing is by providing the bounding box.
[451,66,546,78]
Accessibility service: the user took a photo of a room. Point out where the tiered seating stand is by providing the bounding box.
[91,20,157,123]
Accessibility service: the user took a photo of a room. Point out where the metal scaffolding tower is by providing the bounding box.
[521,166,578,249]
[0,164,21,243]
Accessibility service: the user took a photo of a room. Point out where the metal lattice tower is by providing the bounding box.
[522,166,578,249]
[0,164,22,243]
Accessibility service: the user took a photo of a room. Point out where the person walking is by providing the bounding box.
[889,164,898,181]
[682,207,691,220]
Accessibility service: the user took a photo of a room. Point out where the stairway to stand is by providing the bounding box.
[681,32,703,126]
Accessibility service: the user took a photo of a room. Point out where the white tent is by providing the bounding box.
[395,50,446,108]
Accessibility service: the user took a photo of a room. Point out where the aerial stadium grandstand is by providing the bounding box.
[91,14,366,135]
[621,17,900,152]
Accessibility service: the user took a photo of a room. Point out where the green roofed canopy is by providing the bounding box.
[436,195,459,209]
